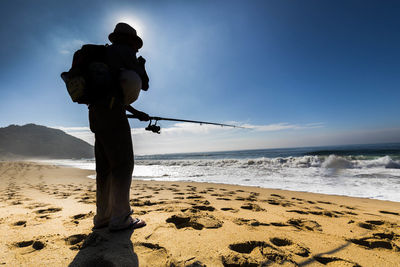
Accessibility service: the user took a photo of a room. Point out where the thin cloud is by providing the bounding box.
[242,122,324,132]
[52,126,91,132]
[304,122,325,128]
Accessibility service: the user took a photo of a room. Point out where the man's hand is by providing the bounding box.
[136,111,150,121]
[125,105,150,121]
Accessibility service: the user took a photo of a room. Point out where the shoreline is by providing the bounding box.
[16,158,400,203]
[1,161,400,266]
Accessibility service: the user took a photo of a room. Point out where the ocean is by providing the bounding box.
[36,143,400,202]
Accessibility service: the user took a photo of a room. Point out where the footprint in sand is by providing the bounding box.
[186,186,197,192]
[287,218,322,232]
[270,237,310,257]
[313,256,361,266]
[130,199,165,207]
[10,200,23,205]
[166,212,223,230]
[240,203,264,211]
[32,241,45,250]
[233,218,269,227]
[365,220,385,226]
[287,209,309,215]
[186,195,203,199]
[38,215,51,220]
[317,200,335,205]
[348,231,400,251]
[228,241,271,253]
[357,220,395,231]
[78,194,96,204]
[220,207,239,213]
[270,222,290,227]
[55,192,72,199]
[181,259,206,267]
[14,240,45,251]
[134,242,174,266]
[379,210,400,216]
[190,205,215,212]
[65,234,88,250]
[35,207,62,214]
[344,211,358,216]
[287,209,341,218]
[72,212,94,220]
[216,197,232,201]
[357,222,376,230]
[243,193,259,202]
[14,240,33,248]
[262,198,293,207]
[26,202,50,210]
[133,210,148,216]
[270,194,285,199]
[340,205,357,210]
[70,212,94,224]
[12,220,26,227]
[222,241,296,266]
[309,210,340,218]
[138,195,153,199]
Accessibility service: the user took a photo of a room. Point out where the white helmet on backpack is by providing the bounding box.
[120,69,142,105]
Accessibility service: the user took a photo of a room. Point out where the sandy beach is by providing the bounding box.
[0,161,399,266]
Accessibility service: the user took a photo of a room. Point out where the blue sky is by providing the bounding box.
[1,0,399,154]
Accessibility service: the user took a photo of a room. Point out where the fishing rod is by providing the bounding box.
[127,115,246,134]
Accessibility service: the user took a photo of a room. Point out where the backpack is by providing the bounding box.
[61,44,113,104]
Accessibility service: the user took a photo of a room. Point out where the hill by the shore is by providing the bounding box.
[0,124,93,159]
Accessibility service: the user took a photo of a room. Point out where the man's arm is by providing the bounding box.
[125,105,150,121]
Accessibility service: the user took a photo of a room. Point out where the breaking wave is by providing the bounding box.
[136,155,400,170]
[35,148,400,202]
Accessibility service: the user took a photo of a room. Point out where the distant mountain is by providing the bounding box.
[0,124,94,159]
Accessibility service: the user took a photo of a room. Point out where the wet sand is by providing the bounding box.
[0,161,399,266]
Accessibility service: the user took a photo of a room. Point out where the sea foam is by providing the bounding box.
[32,149,400,202]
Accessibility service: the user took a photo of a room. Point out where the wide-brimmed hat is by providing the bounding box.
[108,22,143,49]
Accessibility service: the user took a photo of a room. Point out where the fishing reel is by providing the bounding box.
[145,119,161,134]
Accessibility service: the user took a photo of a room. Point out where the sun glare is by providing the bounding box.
[107,12,145,38]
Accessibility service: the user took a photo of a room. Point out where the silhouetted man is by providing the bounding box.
[89,23,148,231]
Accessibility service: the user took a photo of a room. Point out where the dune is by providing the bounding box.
[0,161,399,266]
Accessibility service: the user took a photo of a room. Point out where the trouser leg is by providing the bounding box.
[95,126,134,225]
[110,158,133,220]
[93,138,113,227]
[110,126,134,222]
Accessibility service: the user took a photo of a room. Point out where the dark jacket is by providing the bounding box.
[105,43,144,102]
[89,43,141,133]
